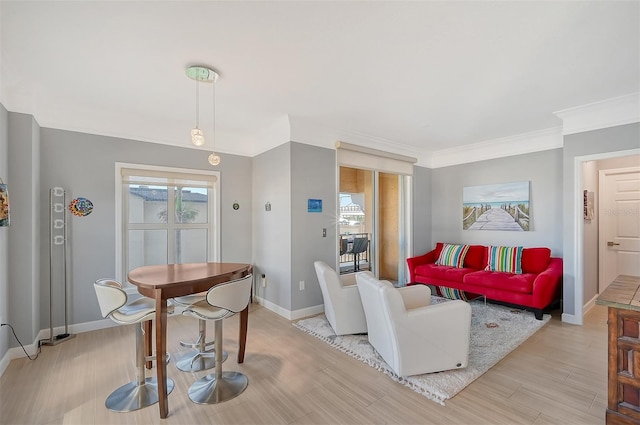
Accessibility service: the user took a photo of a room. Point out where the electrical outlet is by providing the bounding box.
[299,280,305,290]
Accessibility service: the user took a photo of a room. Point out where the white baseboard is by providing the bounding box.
[583,294,599,316]
[253,296,324,321]
[1,300,323,378]
[561,312,583,325]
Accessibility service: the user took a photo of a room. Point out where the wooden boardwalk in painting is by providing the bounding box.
[468,208,523,231]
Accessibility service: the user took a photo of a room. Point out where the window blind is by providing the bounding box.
[335,141,417,176]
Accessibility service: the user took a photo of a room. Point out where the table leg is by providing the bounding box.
[238,305,248,363]
[155,292,169,418]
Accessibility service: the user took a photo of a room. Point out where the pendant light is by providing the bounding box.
[186,66,221,165]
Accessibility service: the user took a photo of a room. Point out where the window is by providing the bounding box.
[116,163,220,286]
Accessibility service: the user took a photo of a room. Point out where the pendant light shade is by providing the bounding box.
[186,66,221,165]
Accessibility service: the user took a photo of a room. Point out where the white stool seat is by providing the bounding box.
[94,278,175,412]
[182,274,253,404]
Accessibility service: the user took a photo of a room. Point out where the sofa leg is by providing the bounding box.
[533,309,543,320]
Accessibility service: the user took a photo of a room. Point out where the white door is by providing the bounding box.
[599,167,640,292]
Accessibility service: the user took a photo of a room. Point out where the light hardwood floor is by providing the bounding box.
[0,302,608,425]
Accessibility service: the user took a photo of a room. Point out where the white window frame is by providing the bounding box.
[115,162,221,290]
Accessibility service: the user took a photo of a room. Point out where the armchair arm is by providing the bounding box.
[397,285,432,310]
[406,249,437,283]
[393,300,472,376]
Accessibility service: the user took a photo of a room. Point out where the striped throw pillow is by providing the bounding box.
[435,243,470,268]
[485,246,523,274]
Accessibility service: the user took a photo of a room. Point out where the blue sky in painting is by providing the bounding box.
[463,181,530,205]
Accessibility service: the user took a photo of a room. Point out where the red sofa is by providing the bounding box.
[406,242,562,320]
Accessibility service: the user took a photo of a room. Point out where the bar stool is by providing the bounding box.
[172,293,227,372]
[182,274,253,404]
[93,278,175,412]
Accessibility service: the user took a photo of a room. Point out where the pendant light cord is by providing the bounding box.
[195,77,200,129]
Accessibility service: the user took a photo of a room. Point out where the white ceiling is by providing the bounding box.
[1,1,638,165]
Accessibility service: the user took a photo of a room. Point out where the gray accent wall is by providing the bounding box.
[563,123,640,319]
[0,113,252,351]
[37,128,252,329]
[252,143,292,311]
[290,142,336,311]
[430,149,564,255]
[251,142,347,315]
[411,165,432,259]
[0,104,8,361]
[7,112,41,350]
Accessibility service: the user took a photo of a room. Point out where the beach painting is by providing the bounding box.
[463,181,530,231]
[0,183,9,227]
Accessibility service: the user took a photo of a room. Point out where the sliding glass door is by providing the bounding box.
[339,166,411,284]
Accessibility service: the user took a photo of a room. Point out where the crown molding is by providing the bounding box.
[427,127,563,169]
[554,92,640,135]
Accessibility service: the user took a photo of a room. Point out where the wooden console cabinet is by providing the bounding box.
[596,275,640,425]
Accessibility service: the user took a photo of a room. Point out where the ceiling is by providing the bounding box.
[1,1,638,166]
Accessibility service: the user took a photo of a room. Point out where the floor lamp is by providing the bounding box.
[41,187,75,346]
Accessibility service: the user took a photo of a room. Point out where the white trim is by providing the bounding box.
[554,92,640,135]
[561,313,582,325]
[115,162,221,284]
[584,293,599,316]
[573,156,585,326]
[571,148,640,325]
[429,127,563,169]
[253,295,324,321]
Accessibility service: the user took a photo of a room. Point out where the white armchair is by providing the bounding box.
[313,261,368,335]
[356,271,471,377]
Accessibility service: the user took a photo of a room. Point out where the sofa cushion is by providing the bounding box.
[521,247,551,274]
[414,263,477,282]
[462,245,487,269]
[464,270,536,294]
[435,243,470,268]
[485,246,523,274]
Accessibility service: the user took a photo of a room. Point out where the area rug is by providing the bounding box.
[293,298,550,405]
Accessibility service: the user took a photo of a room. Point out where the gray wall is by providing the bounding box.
[7,112,41,348]
[290,142,336,311]
[563,123,640,319]
[252,143,292,311]
[412,165,432,259]
[430,149,564,255]
[0,104,8,360]
[37,128,252,329]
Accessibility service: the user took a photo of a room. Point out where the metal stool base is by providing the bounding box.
[175,350,227,372]
[188,371,248,404]
[105,377,175,412]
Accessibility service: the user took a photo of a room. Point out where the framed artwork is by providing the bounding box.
[0,182,9,227]
[463,181,530,231]
[308,199,322,213]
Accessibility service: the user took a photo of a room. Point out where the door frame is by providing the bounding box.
[598,166,640,293]
[571,148,640,325]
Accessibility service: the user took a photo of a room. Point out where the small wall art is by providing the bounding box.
[584,190,594,220]
[0,180,9,227]
[69,197,94,217]
[308,199,322,213]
